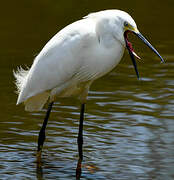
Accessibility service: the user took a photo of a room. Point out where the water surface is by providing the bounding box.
[0,0,174,179]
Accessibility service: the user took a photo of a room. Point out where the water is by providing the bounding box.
[0,0,174,179]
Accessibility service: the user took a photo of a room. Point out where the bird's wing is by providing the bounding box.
[16,18,97,104]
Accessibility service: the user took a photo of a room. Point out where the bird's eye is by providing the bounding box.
[124,21,129,27]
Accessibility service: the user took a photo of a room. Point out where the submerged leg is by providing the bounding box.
[76,103,85,179]
[37,101,54,163]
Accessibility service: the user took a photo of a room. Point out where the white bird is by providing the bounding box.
[14,10,164,170]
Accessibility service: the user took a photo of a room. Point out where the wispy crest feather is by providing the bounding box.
[13,66,29,94]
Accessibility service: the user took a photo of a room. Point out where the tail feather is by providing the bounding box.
[13,66,50,111]
[13,66,29,95]
[24,92,49,112]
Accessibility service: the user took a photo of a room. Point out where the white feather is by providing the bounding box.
[13,66,29,94]
[14,10,137,111]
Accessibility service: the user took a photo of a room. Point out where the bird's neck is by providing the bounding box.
[98,33,117,48]
[95,19,122,48]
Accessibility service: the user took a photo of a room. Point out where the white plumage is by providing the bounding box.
[14,9,164,169]
[14,10,138,111]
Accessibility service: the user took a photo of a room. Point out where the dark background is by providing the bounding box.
[0,0,173,179]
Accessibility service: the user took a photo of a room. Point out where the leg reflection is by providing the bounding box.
[36,163,43,180]
[76,158,82,179]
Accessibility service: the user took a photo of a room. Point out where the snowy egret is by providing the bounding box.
[14,10,164,169]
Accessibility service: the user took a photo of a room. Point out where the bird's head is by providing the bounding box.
[93,10,165,79]
[120,11,164,79]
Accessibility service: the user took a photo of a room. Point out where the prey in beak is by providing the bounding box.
[124,29,164,80]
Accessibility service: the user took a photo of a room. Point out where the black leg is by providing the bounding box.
[78,103,85,160]
[37,101,54,163]
[76,103,85,179]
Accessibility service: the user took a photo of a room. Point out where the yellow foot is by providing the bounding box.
[83,164,99,174]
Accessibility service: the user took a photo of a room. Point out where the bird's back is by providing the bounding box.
[14,18,98,109]
[14,12,125,111]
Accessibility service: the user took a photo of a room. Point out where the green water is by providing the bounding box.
[0,0,174,179]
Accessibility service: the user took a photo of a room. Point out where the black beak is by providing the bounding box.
[124,31,140,79]
[134,32,165,63]
[124,31,164,80]
[125,40,140,79]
